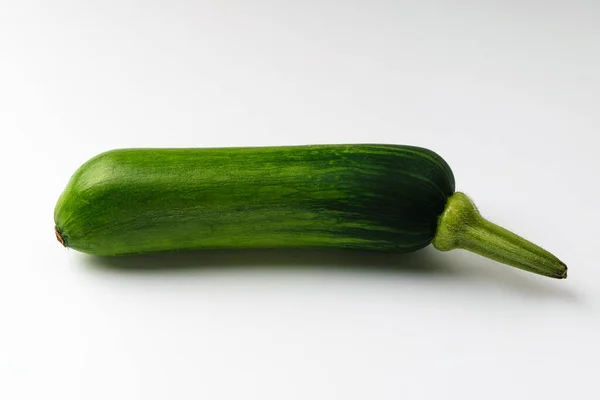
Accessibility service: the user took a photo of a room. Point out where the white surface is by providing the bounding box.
[1,1,599,399]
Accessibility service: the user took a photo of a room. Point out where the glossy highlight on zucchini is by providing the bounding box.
[54,144,567,279]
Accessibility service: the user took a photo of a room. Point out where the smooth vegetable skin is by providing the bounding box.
[54,144,567,279]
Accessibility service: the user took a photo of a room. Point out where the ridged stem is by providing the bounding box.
[432,192,567,279]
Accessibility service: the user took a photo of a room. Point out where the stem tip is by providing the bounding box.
[55,227,66,247]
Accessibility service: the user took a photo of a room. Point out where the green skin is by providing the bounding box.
[54,144,567,279]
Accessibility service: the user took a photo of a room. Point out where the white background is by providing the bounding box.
[1,1,599,399]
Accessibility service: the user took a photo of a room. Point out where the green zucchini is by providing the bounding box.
[54,144,567,279]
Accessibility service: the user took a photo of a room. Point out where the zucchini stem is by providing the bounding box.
[432,192,567,279]
[55,227,66,247]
